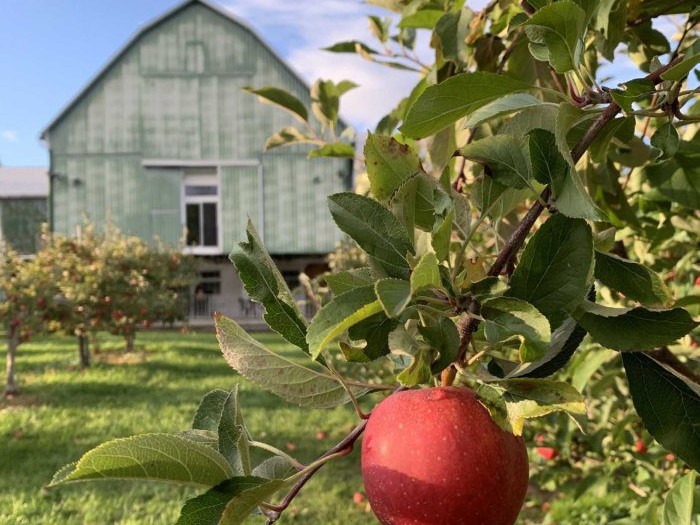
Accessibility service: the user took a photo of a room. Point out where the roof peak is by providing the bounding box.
[40,0,310,140]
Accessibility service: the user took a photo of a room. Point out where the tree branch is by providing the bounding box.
[264,420,368,524]
[448,53,687,377]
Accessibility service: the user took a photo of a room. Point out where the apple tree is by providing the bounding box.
[0,241,65,396]
[49,1,699,524]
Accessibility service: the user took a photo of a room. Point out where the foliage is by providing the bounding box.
[2,222,197,393]
[51,0,699,524]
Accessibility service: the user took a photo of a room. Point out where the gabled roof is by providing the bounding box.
[40,0,311,140]
[0,167,48,198]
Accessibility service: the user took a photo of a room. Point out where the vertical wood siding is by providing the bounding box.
[46,2,351,254]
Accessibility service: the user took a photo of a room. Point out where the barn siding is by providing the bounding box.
[45,1,351,254]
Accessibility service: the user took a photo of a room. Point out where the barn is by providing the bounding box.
[40,0,352,323]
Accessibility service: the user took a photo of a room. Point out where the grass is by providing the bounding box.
[1,330,372,525]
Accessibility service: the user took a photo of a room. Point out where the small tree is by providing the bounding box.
[0,242,63,395]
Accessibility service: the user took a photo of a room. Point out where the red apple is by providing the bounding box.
[634,439,647,454]
[361,387,528,525]
[536,447,558,461]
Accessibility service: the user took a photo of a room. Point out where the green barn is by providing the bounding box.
[41,0,352,322]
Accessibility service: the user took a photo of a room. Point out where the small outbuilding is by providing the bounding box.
[0,167,48,254]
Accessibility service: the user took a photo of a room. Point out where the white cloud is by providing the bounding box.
[222,0,430,130]
[218,1,508,129]
[1,130,18,143]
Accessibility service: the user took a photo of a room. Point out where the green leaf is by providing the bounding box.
[508,214,594,329]
[323,41,379,55]
[50,434,233,488]
[573,302,698,351]
[215,314,368,408]
[476,378,586,435]
[375,278,412,318]
[192,390,229,432]
[645,146,700,210]
[396,347,434,387]
[399,9,444,29]
[435,8,472,65]
[411,252,442,294]
[650,123,680,159]
[555,102,597,167]
[431,208,454,262]
[589,116,635,163]
[463,94,544,129]
[348,312,398,360]
[264,127,318,151]
[179,430,219,449]
[527,129,568,186]
[308,143,355,158]
[400,72,533,139]
[364,133,422,202]
[306,286,384,359]
[251,456,294,480]
[218,387,250,476]
[663,471,698,525]
[511,317,588,379]
[242,87,308,123]
[389,173,437,234]
[325,268,373,295]
[419,316,460,374]
[389,325,434,387]
[176,476,289,525]
[552,168,602,220]
[460,135,533,190]
[661,53,700,81]
[609,79,656,115]
[523,1,587,73]
[311,80,357,128]
[328,193,415,279]
[481,297,552,362]
[229,221,308,353]
[594,251,673,307]
[622,352,700,472]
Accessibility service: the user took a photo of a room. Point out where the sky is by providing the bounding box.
[0,0,451,167]
[0,0,685,168]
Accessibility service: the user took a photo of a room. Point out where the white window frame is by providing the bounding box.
[181,169,222,255]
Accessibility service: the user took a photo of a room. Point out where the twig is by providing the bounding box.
[446,54,686,381]
[264,420,368,523]
[627,0,690,27]
[262,385,406,523]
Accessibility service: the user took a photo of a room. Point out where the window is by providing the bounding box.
[196,271,221,295]
[183,169,219,252]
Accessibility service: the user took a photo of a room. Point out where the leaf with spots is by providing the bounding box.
[476,379,586,435]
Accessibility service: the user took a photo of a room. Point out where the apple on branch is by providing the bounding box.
[361,387,529,525]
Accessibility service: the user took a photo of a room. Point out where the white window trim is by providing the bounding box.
[181,168,223,255]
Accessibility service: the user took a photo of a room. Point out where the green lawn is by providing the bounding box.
[1,330,371,525]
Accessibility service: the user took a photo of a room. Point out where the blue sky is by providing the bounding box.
[0,0,435,167]
[0,0,685,167]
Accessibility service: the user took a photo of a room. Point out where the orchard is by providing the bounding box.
[1,223,196,393]
[48,1,698,524]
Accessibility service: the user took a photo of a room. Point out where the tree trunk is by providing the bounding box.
[78,334,91,368]
[125,332,136,353]
[5,326,19,396]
